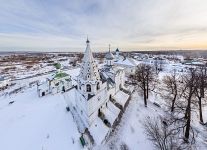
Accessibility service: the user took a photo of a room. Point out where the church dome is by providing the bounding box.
[105,52,115,60]
[116,48,119,52]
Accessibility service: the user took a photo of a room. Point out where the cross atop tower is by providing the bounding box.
[109,44,111,52]
[86,36,90,44]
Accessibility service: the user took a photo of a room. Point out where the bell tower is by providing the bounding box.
[78,38,101,99]
[105,44,115,66]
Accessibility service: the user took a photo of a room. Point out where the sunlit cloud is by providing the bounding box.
[0,0,207,51]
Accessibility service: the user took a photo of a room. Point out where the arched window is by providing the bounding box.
[109,95,112,100]
[96,82,100,90]
[86,84,91,92]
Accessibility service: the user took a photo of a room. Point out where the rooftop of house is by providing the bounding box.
[54,72,69,79]
[47,71,71,81]
[115,57,140,67]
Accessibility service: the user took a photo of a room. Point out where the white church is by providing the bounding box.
[64,39,131,145]
[37,38,132,145]
[114,48,140,75]
[37,70,72,97]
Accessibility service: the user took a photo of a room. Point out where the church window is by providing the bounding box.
[86,84,91,92]
[97,82,100,90]
[81,110,83,115]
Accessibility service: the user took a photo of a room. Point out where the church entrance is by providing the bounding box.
[62,86,65,92]
[98,109,101,116]
[42,92,45,96]
[109,95,112,100]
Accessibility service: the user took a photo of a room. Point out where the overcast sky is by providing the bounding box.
[0,0,207,52]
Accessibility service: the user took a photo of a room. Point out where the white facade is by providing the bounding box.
[70,39,127,128]
[37,71,72,97]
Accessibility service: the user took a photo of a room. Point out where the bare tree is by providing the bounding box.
[162,70,181,112]
[143,117,187,150]
[194,66,207,123]
[183,69,198,141]
[131,64,156,107]
[171,68,198,142]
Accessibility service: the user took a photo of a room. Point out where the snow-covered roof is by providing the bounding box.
[113,90,129,107]
[89,117,109,145]
[105,52,115,60]
[47,71,71,81]
[115,58,140,67]
[102,101,120,125]
[54,72,69,79]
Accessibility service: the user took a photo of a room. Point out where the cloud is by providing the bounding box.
[0,0,207,51]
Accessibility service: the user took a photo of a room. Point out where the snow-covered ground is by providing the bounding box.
[0,86,82,150]
[1,57,207,150]
[100,93,155,150]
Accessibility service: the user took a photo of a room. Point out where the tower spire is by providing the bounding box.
[79,38,100,81]
[86,36,90,43]
[109,44,111,52]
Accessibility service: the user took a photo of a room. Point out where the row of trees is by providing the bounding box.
[131,63,207,149]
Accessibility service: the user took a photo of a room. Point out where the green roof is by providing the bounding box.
[54,72,69,79]
[54,63,61,69]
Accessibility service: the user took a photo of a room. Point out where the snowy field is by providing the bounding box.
[0,86,82,150]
